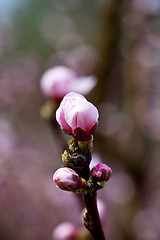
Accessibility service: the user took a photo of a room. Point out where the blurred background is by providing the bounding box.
[1,0,160,239]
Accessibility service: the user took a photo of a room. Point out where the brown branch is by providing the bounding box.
[83,193,106,240]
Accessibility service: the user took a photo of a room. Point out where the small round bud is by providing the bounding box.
[91,163,112,182]
[53,167,85,192]
[56,92,99,141]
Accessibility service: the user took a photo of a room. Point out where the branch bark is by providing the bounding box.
[83,193,106,240]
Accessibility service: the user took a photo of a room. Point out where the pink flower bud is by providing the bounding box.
[53,167,83,192]
[56,92,99,141]
[40,66,77,103]
[40,66,97,103]
[52,222,77,240]
[91,163,112,182]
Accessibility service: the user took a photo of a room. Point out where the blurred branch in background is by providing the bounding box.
[0,0,160,240]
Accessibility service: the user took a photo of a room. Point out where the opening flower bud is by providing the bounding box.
[53,167,85,192]
[56,92,99,141]
[91,163,112,182]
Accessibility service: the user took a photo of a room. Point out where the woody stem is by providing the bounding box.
[83,192,106,240]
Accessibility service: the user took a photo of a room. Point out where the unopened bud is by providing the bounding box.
[53,167,86,193]
[91,163,112,182]
[56,92,99,141]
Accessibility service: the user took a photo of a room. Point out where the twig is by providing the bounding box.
[83,192,106,240]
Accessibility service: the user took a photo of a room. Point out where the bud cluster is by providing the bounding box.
[41,66,112,239]
[52,92,112,195]
[61,138,92,178]
[53,163,112,195]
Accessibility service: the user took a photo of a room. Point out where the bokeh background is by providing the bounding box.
[1,0,160,239]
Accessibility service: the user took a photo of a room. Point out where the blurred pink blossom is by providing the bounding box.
[56,92,99,141]
[40,66,77,102]
[40,66,97,103]
[52,222,77,240]
[70,76,97,96]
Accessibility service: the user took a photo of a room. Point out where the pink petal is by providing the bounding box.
[70,75,97,95]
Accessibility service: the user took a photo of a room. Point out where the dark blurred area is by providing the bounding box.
[1,0,160,239]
